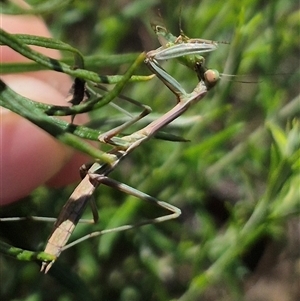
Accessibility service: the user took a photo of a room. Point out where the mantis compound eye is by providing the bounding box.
[204,69,220,89]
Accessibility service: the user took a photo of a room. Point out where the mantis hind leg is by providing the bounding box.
[60,173,181,252]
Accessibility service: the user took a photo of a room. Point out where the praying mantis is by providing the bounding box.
[1,21,220,273]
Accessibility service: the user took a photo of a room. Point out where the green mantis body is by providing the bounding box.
[149,22,220,89]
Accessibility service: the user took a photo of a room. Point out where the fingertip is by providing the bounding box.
[1,9,91,205]
[0,75,74,205]
[1,13,60,62]
[1,12,71,96]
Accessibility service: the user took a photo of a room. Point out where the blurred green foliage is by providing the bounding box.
[0,0,299,300]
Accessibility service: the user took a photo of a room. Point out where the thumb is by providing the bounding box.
[1,13,90,205]
[1,74,75,205]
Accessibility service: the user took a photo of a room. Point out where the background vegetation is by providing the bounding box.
[1,0,299,300]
